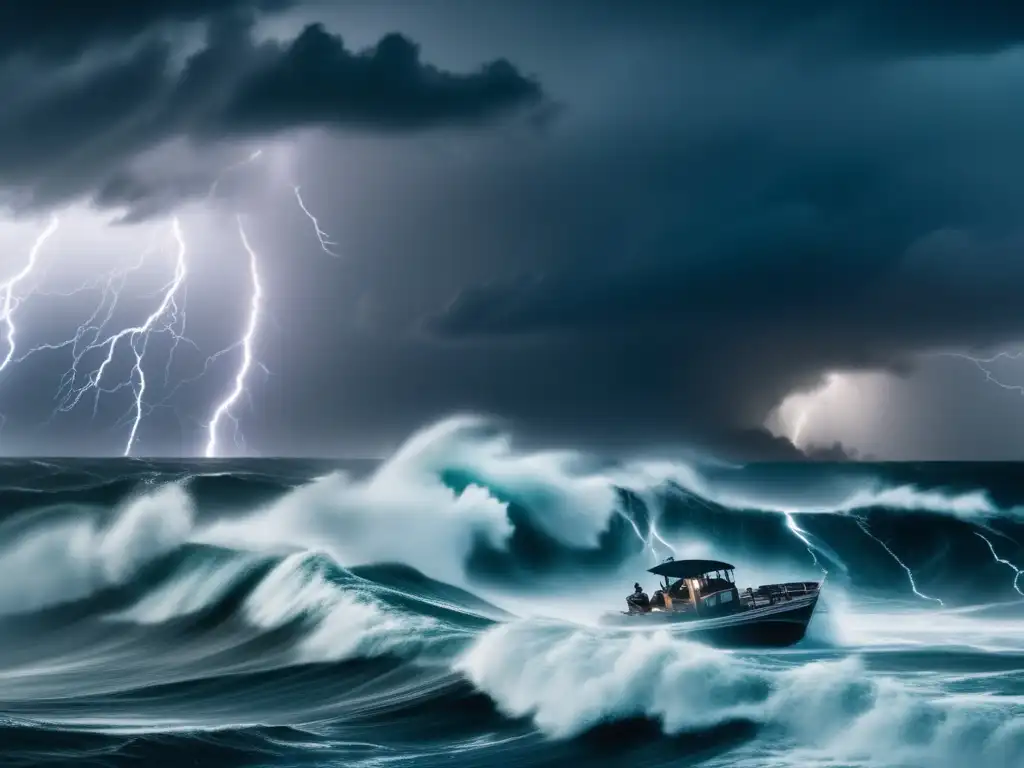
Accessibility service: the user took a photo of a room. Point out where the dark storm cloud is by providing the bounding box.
[93,168,215,223]
[386,2,1024,460]
[4,0,1024,460]
[214,25,546,135]
[420,171,1024,458]
[427,226,1024,351]
[0,13,545,214]
[0,0,293,61]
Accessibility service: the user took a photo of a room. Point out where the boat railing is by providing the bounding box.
[739,581,820,608]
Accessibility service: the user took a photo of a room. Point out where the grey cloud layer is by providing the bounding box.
[0,0,294,61]
[410,5,1024,458]
[4,0,1024,460]
[0,10,544,215]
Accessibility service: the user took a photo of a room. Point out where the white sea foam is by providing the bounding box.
[242,551,437,663]
[197,420,519,586]
[0,416,1016,633]
[182,414,1024,620]
[456,619,1023,767]
[115,551,260,625]
[0,483,194,615]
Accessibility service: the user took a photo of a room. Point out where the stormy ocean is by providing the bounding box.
[0,417,1020,768]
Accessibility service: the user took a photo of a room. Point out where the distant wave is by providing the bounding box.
[0,417,1022,616]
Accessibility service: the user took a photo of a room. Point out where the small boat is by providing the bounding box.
[602,557,823,648]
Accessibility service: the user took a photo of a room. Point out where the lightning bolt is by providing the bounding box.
[779,372,849,450]
[942,350,1024,396]
[790,407,809,447]
[617,503,661,563]
[135,148,323,456]
[617,509,656,561]
[927,353,1024,599]
[122,219,188,455]
[293,185,341,258]
[0,214,61,375]
[621,494,828,579]
[0,162,240,455]
[43,219,189,456]
[208,149,263,198]
[618,491,676,564]
[0,146,332,458]
[208,146,343,260]
[9,236,161,407]
[974,531,1024,597]
[784,510,828,574]
[855,518,943,606]
[204,216,263,458]
[647,516,674,555]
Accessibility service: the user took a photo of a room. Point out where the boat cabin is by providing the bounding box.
[646,558,741,618]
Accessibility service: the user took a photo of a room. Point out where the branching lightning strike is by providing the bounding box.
[617,490,677,564]
[784,510,828,574]
[38,218,189,456]
[204,216,263,458]
[294,186,341,257]
[973,531,1024,597]
[938,350,1024,598]
[0,214,61,375]
[0,147,339,456]
[617,509,657,561]
[209,148,343,259]
[855,518,943,606]
[943,350,1024,396]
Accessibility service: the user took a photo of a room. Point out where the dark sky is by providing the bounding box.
[2,0,1024,459]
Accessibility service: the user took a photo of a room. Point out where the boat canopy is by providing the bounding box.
[647,558,735,579]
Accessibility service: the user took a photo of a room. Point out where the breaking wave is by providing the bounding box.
[0,416,1020,767]
[459,620,1022,767]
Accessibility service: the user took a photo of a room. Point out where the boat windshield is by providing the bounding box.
[696,570,734,594]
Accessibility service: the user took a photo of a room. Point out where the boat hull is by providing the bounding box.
[601,592,820,648]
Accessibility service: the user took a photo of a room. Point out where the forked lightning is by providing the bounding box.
[0,149,338,456]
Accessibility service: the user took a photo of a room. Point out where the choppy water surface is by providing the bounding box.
[0,418,1021,767]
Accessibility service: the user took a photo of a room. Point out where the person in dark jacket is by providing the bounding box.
[626,582,650,611]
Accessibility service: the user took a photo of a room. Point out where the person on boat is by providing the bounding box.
[626,582,650,612]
